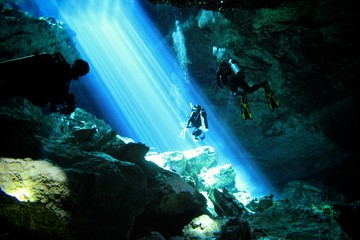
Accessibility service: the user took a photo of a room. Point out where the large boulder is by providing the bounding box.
[0,156,147,240]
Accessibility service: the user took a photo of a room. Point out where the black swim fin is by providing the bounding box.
[263,81,280,109]
[240,93,252,120]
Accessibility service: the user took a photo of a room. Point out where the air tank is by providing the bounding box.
[228,58,241,76]
[200,110,209,132]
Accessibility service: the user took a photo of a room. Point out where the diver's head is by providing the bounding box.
[219,60,227,67]
[71,59,90,79]
[192,104,201,112]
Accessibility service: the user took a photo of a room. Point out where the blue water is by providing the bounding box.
[23,0,277,197]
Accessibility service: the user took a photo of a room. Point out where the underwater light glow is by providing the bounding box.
[0,158,70,203]
[27,0,277,197]
[9,187,32,202]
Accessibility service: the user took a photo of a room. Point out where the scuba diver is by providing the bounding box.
[181,104,209,142]
[216,55,279,119]
[0,52,90,115]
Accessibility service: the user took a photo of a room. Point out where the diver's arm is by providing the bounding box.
[186,112,194,128]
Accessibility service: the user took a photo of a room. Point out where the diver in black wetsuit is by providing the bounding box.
[216,56,264,97]
[0,52,89,114]
[181,104,209,142]
[216,55,279,119]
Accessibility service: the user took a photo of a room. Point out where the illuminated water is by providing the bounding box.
[24,0,277,197]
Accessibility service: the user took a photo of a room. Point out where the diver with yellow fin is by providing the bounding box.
[216,54,279,119]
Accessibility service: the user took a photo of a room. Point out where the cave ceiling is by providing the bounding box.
[148,0,287,10]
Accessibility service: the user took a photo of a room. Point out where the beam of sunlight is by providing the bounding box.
[28,0,277,197]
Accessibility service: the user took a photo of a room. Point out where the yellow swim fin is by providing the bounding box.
[240,93,252,120]
[264,81,280,109]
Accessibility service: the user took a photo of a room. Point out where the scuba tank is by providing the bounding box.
[200,108,209,132]
[228,56,241,76]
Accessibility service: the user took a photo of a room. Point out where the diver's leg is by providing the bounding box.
[238,79,263,94]
[192,128,202,142]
